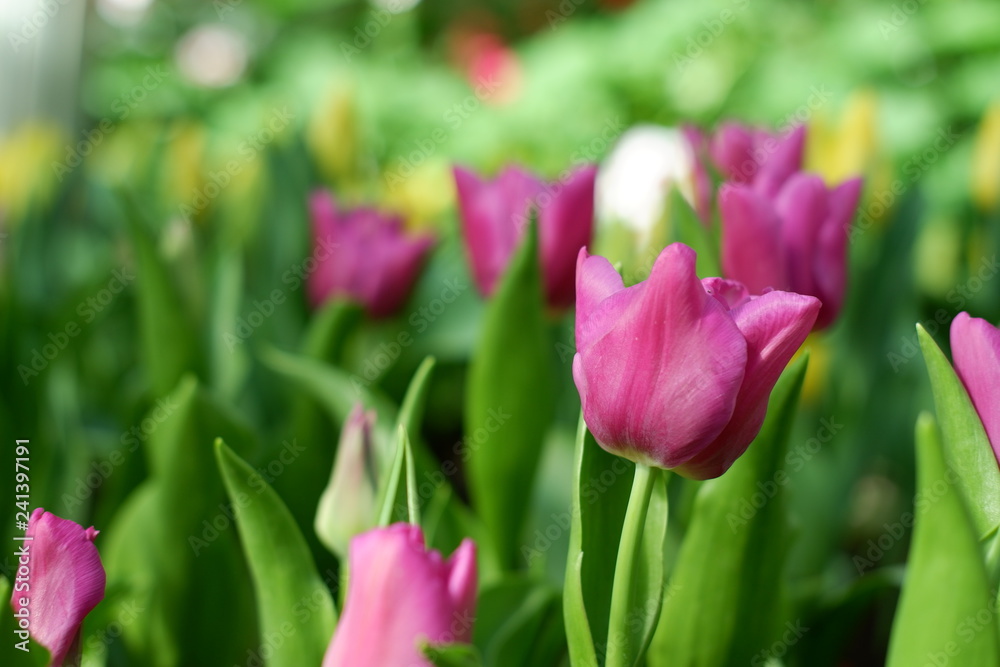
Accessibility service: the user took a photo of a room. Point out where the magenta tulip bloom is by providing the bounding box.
[308,190,435,318]
[10,509,106,666]
[951,312,1000,456]
[720,172,863,330]
[453,164,597,309]
[573,243,820,479]
[323,524,477,667]
[709,123,806,197]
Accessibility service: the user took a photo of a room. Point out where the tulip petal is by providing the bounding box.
[676,290,820,478]
[720,184,787,294]
[813,177,862,329]
[574,248,628,350]
[323,524,476,667]
[776,173,829,300]
[539,165,597,308]
[755,125,806,198]
[710,123,755,183]
[454,166,512,297]
[575,244,748,469]
[951,313,1000,456]
[11,509,106,667]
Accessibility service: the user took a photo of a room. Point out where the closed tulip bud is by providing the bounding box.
[10,509,106,666]
[453,163,597,310]
[573,243,820,479]
[709,123,806,197]
[720,172,863,330]
[323,524,477,667]
[315,404,379,558]
[950,312,1000,456]
[308,190,434,318]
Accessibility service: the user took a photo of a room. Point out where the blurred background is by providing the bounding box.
[2,0,1000,665]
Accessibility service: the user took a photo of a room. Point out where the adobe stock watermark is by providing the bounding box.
[853,464,962,575]
[750,619,810,666]
[188,439,307,556]
[179,106,295,221]
[850,126,962,244]
[521,456,631,566]
[384,76,503,191]
[223,236,339,351]
[7,0,71,53]
[349,276,469,392]
[17,266,135,386]
[61,397,179,510]
[384,407,511,524]
[545,0,587,28]
[672,0,751,73]
[923,592,1000,667]
[339,1,411,62]
[726,417,844,531]
[886,254,998,372]
[51,66,171,181]
[878,0,930,39]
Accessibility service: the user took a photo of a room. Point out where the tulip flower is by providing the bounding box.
[708,123,806,197]
[10,509,106,666]
[453,163,597,310]
[951,312,1000,455]
[314,404,379,558]
[323,523,477,667]
[308,190,435,317]
[719,172,863,330]
[573,243,820,479]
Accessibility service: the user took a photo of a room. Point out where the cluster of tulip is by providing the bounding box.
[14,120,1000,667]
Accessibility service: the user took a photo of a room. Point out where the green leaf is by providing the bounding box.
[377,424,417,526]
[917,324,1000,539]
[422,643,485,667]
[564,414,635,667]
[605,465,667,667]
[465,216,555,568]
[668,187,720,278]
[215,440,337,667]
[100,377,259,667]
[301,299,363,361]
[474,576,565,667]
[208,248,248,401]
[886,414,1000,667]
[649,354,809,667]
[122,196,197,397]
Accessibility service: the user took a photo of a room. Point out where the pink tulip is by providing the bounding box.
[308,190,435,318]
[951,312,1000,457]
[10,509,106,666]
[720,172,863,330]
[323,524,477,667]
[709,123,806,197]
[453,164,597,310]
[573,243,820,479]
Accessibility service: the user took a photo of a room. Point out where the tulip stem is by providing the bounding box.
[605,462,657,667]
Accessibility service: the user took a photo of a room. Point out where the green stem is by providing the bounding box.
[606,463,657,667]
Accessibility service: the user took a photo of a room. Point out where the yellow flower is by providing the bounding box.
[807,89,879,183]
[307,84,358,186]
[0,122,65,221]
[971,102,1000,212]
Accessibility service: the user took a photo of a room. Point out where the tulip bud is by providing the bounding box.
[950,312,1000,456]
[308,190,435,318]
[322,524,477,666]
[315,404,379,558]
[10,508,106,666]
[573,243,819,479]
[719,172,863,329]
[453,163,596,310]
[709,123,806,197]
